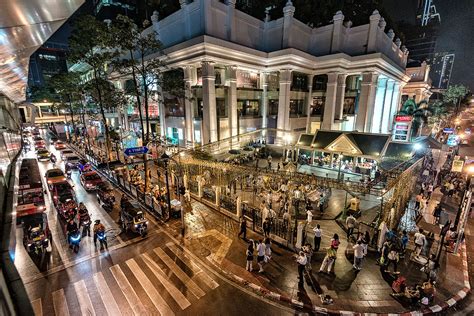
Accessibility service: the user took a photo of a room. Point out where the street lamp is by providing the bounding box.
[160,152,172,222]
[293,188,302,231]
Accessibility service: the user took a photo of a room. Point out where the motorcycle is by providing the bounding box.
[95,231,108,249]
[68,230,81,253]
[66,169,72,179]
[136,222,148,237]
[50,155,57,165]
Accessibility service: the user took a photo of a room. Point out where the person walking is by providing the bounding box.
[433,204,442,224]
[256,240,265,273]
[400,230,409,258]
[319,195,325,213]
[238,217,247,240]
[361,231,370,257]
[386,244,400,273]
[264,237,272,261]
[296,251,308,284]
[245,241,254,272]
[353,240,364,270]
[313,224,322,251]
[413,229,426,259]
[319,234,340,274]
[262,218,271,237]
[346,214,357,240]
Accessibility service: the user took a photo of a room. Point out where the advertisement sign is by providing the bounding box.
[395,115,412,122]
[447,134,459,147]
[392,117,412,142]
[452,159,464,172]
[443,128,454,134]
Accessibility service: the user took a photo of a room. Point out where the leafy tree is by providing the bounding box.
[442,84,469,112]
[69,15,119,161]
[399,99,433,137]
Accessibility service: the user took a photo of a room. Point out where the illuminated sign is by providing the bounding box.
[395,115,412,122]
[443,128,454,134]
[452,159,464,172]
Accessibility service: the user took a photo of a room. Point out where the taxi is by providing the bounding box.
[80,171,103,191]
[36,148,50,161]
[45,168,67,186]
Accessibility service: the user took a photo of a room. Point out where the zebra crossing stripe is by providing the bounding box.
[166,243,219,290]
[31,298,42,316]
[110,265,147,315]
[125,258,175,316]
[73,279,96,316]
[93,272,122,316]
[141,253,192,310]
[52,288,69,316]
[153,247,206,299]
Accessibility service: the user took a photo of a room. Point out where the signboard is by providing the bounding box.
[392,117,412,142]
[452,159,464,172]
[465,128,471,135]
[443,128,454,134]
[395,115,412,122]
[124,146,148,156]
[447,134,459,147]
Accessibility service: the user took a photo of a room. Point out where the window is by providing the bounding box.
[289,99,305,116]
[164,97,184,117]
[269,100,278,115]
[216,99,226,117]
[291,73,308,91]
[238,100,260,117]
[313,75,328,91]
[310,97,325,116]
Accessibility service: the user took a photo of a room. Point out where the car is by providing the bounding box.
[36,149,50,161]
[97,182,115,205]
[50,135,58,143]
[34,140,46,149]
[33,136,43,141]
[50,181,75,201]
[64,154,81,169]
[60,150,74,160]
[54,140,66,150]
[45,169,67,186]
[80,171,103,191]
[120,200,148,236]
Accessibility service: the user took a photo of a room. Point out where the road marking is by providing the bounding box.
[109,265,147,316]
[166,243,219,290]
[126,258,175,316]
[153,247,206,299]
[52,288,70,316]
[73,279,96,316]
[191,229,233,264]
[142,253,191,310]
[31,298,42,316]
[93,272,122,316]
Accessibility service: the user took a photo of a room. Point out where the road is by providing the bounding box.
[14,130,296,316]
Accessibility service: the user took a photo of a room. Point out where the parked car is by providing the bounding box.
[36,149,50,161]
[80,171,103,191]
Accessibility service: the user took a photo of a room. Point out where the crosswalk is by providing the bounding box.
[31,243,219,316]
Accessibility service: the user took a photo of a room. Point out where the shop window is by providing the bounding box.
[343,97,356,115]
[269,100,278,115]
[310,97,325,116]
[164,97,184,117]
[313,75,328,91]
[238,100,260,117]
[289,99,305,117]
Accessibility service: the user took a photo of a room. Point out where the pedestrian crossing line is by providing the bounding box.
[153,248,206,299]
[73,279,96,316]
[125,258,175,316]
[52,288,70,316]
[141,253,192,310]
[109,265,147,316]
[166,243,219,290]
[31,298,42,316]
[93,272,122,316]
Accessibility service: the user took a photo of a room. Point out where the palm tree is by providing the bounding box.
[398,99,433,138]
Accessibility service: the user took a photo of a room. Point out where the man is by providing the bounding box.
[346,214,357,240]
[256,240,265,273]
[433,203,442,224]
[262,218,271,237]
[296,251,307,284]
[353,240,364,270]
[313,224,322,251]
[66,219,78,248]
[319,194,325,213]
[413,228,426,258]
[238,217,247,240]
[93,219,106,246]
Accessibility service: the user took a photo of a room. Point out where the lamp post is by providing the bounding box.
[160,152,172,222]
[293,189,302,230]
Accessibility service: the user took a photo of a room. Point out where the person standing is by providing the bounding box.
[262,218,271,237]
[256,240,265,273]
[400,230,409,257]
[353,240,364,270]
[319,234,340,274]
[413,229,426,259]
[264,237,272,261]
[319,194,325,213]
[433,204,442,224]
[313,224,322,251]
[306,209,313,224]
[386,244,400,273]
[245,241,254,272]
[346,214,357,240]
[296,251,308,284]
[238,217,247,240]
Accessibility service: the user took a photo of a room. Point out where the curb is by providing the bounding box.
[206,243,470,315]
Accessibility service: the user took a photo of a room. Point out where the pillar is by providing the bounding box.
[183,66,195,145]
[414,89,423,103]
[371,77,388,133]
[388,82,402,131]
[367,10,381,53]
[226,66,238,137]
[260,73,269,129]
[321,73,339,130]
[380,79,395,133]
[282,1,295,48]
[305,74,314,133]
[179,0,191,40]
[334,74,347,121]
[151,11,160,41]
[157,80,166,138]
[215,186,221,206]
[201,61,218,144]
[277,69,292,131]
[355,72,378,132]
[331,11,344,53]
[225,0,237,42]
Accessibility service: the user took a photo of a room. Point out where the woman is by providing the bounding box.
[246,241,254,272]
[319,234,340,274]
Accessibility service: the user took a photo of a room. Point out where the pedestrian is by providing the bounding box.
[448,183,455,196]
[306,209,313,224]
[282,211,290,228]
[264,237,272,261]
[296,251,307,284]
[238,217,247,240]
[256,240,265,273]
[433,203,442,224]
[353,240,364,270]
[346,214,357,240]
[319,194,324,213]
[400,230,409,257]
[313,224,322,251]
[319,234,340,274]
[302,243,313,269]
[361,231,370,256]
[386,244,400,273]
[262,218,271,237]
[245,241,254,272]
[415,193,422,211]
[413,228,426,259]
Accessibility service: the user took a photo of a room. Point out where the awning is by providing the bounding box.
[414,136,443,150]
[297,134,314,147]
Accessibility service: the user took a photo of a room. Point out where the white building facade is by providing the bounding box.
[122,0,411,146]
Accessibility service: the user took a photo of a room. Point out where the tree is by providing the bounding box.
[399,99,433,137]
[442,84,469,113]
[69,15,119,161]
[111,15,167,192]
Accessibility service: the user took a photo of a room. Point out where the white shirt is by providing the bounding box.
[415,232,426,245]
[353,244,364,258]
[313,227,321,238]
[257,243,265,256]
[297,254,307,265]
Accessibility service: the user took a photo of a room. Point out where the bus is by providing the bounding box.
[17,158,46,219]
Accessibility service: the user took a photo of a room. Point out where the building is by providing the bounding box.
[430,51,455,90]
[402,61,432,104]
[110,0,410,147]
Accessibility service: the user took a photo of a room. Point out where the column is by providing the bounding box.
[201,61,218,144]
[157,81,166,138]
[321,73,339,130]
[305,74,314,133]
[225,0,237,42]
[226,66,238,137]
[277,69,292,131]
[334,74,347,121]
[371,77,388,133]
[183,66,195,145]
[260,73,269,129]
[388,82,402,131]
[414,89,423,103]
[355,72,378,132]
[282,1,295,48]
[331,11,344,53]
[179,0,192,40]
[367,10,381,53]
[380,79,395,133]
